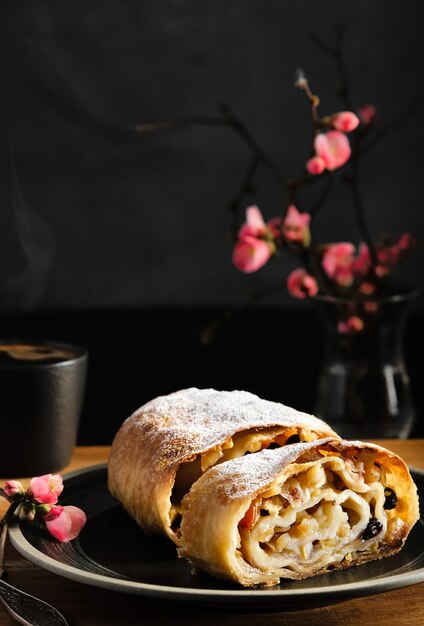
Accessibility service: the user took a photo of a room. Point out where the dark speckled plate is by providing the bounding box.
[8,464,424,607]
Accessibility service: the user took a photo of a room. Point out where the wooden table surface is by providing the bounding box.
[1,441,423,626]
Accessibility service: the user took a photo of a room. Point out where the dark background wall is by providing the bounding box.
[1,1,423,442]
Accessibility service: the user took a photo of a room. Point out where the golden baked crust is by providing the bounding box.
[107,388,337,541]
[178,438,419,587]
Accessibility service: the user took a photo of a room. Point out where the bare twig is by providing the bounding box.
[335,25,353,109]
[199,279,289,345]
[132,104,288,191]
[308,33,337,58]
[330,26,377,267]
[0,500,20,579]
[309,174,334,218]
[0,522,7,579]
[228,156,260,238]
[131,115,228,132]
[348,160,379,267]
[295,69,321,125]
[357,94,423,157]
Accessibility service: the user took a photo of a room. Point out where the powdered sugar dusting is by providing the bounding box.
[118,388,336,473]
[206,439,332,500]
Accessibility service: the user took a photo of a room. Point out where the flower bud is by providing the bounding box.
[338,316,364,334]
[287,269,318,299]
[331,111,360,133]
[4,480,25,498]
[18,502,36,523]
[295,68,307,89]
[306,156,326,175]
[357,104,377,126]
[282,205,311,247]
[359,282,375,296]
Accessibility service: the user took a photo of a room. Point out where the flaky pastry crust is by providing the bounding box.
[108,388,337,541]
[178,438,419,587]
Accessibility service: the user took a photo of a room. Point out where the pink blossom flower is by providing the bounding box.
[322,242,356,287]
[331,111,360,133]
[398,232,414,252]
[375,263,391,277]
[374,234,413,276]
[364,301,378,313]
[238,205,267,239]
[28,474,63,505]
[233,205,275,273]
[380,233,414,264]
[44,505,87,543]
[338,316,364,334]
[232,235,273,273]
[306,156,326,175]
[4,480,24,498]
[357,104,377,126]
[314,131,352,171]
[287,268,318,299]
[359,282,376,296]
[282,205,311,246]
[352,242,371,277]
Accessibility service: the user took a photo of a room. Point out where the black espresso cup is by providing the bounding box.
[0,340,88,477]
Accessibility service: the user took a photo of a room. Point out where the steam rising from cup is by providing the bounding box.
[2,144,57,312]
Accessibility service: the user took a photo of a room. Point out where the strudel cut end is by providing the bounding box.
[178,438,419,587]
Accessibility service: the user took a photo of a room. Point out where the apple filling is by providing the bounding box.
[237,453,403,577]
[170,426,320,527]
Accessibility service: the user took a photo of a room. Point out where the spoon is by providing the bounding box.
[0,575,69,626]
[0,519,68,626]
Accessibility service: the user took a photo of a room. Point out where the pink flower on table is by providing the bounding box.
[357,104,377,126]
[287,268,318,299]
[314,131,352,171]
[233,205,275,273]
[4,480,24,498]
[282,205,311,246]
[44,505,87,543]
[28,474,63,505]
[331,111,360,133]
[322,242,356,287]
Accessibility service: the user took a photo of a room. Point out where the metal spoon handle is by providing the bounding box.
[0,577,68,626]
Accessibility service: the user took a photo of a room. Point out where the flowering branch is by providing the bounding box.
[231,68,415,330]
[0,474,86,572]
[131,28,417,335]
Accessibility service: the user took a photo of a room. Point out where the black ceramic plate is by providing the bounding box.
[8,464,424,607]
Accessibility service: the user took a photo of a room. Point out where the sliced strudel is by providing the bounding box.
[108,388,337,541]
[178,438,419,587]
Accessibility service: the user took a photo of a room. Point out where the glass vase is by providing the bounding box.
[314,289,418,439]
